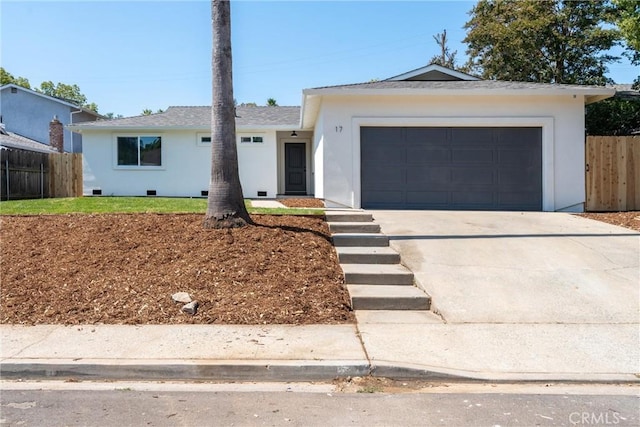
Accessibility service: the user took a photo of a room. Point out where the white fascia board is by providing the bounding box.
[237,125,299,131]
[302,86,616,99]
[300,93,322,130]
[67,125,205,132]
[69,124,296,132]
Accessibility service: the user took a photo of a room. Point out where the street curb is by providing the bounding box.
[369,361,640,383]
[2,360,638,383]
[0,360,371,382]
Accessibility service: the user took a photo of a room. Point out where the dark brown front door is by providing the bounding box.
[285,143,306,194]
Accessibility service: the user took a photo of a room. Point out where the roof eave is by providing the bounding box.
[302,87,617,99]
[68,124,298,132]
[585,93,617,104]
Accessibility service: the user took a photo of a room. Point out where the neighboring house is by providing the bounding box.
[70,64,615,212]
[0,84,101,153]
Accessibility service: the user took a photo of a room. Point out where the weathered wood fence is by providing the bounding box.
[586,136,639,212]
[0,149,82,201]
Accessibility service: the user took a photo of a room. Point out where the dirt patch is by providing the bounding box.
[577,211,640,232]
[278,198,325,208]
[0,214,354,325]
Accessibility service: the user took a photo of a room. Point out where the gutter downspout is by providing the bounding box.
[70,108,84,153]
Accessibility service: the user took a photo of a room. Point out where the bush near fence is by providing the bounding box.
[586,135,640,212]
[0,149,82,201]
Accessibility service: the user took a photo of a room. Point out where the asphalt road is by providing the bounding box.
[1,381,638,427]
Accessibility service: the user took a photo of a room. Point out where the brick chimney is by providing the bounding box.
[49,115,64,153]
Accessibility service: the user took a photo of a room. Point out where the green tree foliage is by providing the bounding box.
[0,67,31,89]
[463,0,619,85]
[429,29,458,69]
[36,81,99,113]
[141,108,164,115]
[612,0,639,88]
[37,81,87,106]
[586,97,640,135]
[613,0,640,57]
[266,98,278,106]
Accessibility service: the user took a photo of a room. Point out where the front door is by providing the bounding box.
[285,143,306,194]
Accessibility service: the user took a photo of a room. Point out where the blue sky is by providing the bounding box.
[2,0,637,117]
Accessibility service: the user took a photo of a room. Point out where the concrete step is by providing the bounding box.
[332,233,389,247]
[347,285,431,310]
[328,222,381,234]
[325,212,373,223]
[341,264,414,285]
[335,246,401,264]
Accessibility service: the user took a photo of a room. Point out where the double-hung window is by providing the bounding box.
[117,136,162,167]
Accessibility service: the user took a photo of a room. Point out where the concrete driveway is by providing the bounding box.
[370,211,640,324]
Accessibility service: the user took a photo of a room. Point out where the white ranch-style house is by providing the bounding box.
[69,65,615,212]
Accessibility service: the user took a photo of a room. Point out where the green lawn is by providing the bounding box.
[0,197,324,216]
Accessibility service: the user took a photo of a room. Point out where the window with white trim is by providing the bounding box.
[117,136,162,166]
[239,135,264,143]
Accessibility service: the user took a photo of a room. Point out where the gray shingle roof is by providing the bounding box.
[0,131,58,153]
[611,84,640,99]
[71,106,301,129]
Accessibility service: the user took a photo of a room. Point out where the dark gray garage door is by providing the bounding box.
[361,127,542,210]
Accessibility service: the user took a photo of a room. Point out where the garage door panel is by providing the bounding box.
[499,149,540,166]
[361,146,404,163]
[451,168,494,186]
[407,167,450,186]
[498,169,540,190]
[362,190,404,207]
[451,128,493,144]
[451,191,494,205]
[406,128,448,143]
[407,147,450,163]
[406,191,449,205]
[362,168,404,188]
[498,191,540,206]
[361,126,542,211]
[452,148,494,164]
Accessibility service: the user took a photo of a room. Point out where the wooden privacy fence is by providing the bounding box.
[586,136,640,212]
[1,149,82,201]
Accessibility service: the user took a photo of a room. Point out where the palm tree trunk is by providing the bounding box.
[204,0,251,229]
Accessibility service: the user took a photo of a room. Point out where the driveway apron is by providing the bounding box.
[369,211,639,324]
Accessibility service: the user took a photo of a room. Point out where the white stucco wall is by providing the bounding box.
[81,129,278,198]
[312,114,325,200]
[313,94,587,212]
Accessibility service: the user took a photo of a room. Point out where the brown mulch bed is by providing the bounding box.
[577,211,640,232]
[0,214,354,325]
[278,198,325,208]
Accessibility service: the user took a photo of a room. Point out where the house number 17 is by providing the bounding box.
[335,126,343,133]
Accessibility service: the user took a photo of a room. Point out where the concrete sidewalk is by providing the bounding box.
[0,325,369,382]
[1,211,639,383]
